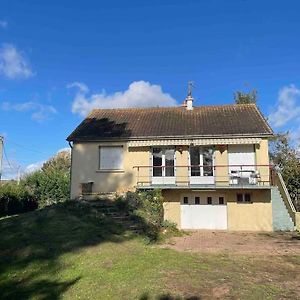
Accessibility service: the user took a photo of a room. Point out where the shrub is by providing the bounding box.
[0,183,38,217]
[23,169,70,208]
[22,150,71,208]
[132,189,164,241]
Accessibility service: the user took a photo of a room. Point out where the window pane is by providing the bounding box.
[165,149,175,177]
[100,146,123,170]
[219,197,224,205]
[245,194,251,202]
[153,148,162,177]
[190,147,200,176]
[207,197,212,204]
[237,194,243,202]
[183,196,188,204]
[195,197,200,205]
[203,147,213,176]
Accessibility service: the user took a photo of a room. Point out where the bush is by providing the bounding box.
[23,169,70,208]
[131,189,164,241]
[0,183,38,217]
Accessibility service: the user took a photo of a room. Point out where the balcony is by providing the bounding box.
[133,164,274,189]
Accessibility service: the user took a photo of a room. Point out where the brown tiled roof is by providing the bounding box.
[67,104,273,141]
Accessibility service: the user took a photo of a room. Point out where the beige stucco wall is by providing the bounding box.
[70,142,149,198]
[227,190,272,231]
[163,190,182,228]
[296,212,300,231]
[255,139,270,185]
[175,146,189,186]
[162,189,273,231]
[214,146,229,186]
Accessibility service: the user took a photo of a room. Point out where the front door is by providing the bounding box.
[152,147,175,184]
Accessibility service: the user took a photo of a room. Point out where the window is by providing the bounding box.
[207,197,212,205]
[99,146,123,170]
[153,148,175,177]
[237,194,243,202]
[195,196,200,205]
[190,146,214,177]
[237,193,252,203]
[183,197,189,204]
[244,193,251,203]
[219,197,224,205]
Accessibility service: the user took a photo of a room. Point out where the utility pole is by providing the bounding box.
[0,136,3,181]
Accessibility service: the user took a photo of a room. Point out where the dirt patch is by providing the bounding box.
[163,231,300,255]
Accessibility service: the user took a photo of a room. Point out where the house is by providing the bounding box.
[67,92,298,231]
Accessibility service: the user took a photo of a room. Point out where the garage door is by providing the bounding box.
[180,195,227,230]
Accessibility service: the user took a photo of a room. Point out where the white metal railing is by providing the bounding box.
[133,164,273,188]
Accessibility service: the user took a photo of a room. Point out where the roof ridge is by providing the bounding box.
[89,103,257,113]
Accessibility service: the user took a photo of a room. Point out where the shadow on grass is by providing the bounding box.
[0,199,145,300]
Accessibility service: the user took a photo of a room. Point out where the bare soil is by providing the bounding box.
[163,231,300,255]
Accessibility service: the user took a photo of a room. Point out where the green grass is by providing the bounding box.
[0,201,299,300]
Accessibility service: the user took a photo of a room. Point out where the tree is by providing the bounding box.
[270,133,300,210]
[23,150,71,207]
[234,89,257,104]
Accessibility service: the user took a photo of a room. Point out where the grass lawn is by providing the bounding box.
[0,201,299,300]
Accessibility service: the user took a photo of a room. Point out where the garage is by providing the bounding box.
[180,194,228,230]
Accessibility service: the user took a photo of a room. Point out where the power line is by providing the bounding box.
[5,138,48,155]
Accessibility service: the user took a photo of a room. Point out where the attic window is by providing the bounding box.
[99,146,123,170]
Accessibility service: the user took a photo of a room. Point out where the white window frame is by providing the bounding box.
[189,146,215,185]
[151,147,176,185]
[99,146,124,171]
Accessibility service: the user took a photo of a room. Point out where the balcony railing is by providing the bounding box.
[133,164,275,188]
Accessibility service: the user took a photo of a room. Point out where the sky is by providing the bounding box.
[1,0,300,179]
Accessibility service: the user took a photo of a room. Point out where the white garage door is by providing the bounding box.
[180,196,227,230]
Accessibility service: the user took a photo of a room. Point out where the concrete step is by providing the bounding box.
[271,187,295,231]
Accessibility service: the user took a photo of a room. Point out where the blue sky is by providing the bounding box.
[1,0,300,178]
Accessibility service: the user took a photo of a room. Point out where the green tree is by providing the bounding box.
[23,150,71,208]
[234,89,257,104]
[270,133,300,210]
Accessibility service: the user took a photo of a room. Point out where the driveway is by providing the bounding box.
[163,231,300,255]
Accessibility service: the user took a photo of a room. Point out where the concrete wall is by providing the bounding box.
[162,189,273,231]
[70,142,149,198]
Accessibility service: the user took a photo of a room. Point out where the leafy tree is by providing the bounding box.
[270,133,300,210]
[234,89,257,104]
[23,150,71,208]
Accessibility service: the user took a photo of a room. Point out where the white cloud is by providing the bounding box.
[0,43,33,79]
[67,81,89,94]
[268,85,300,128]
[1,101,57,121]
[268,84,300,146]
[0,20,7,28]
[69,80,177,116]
[57,147,71,154]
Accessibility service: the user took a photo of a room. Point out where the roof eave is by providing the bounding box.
[67,132,274,143]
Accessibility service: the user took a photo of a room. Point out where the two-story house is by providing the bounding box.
[67,94,297,231]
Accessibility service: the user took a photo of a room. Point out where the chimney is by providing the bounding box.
[183,81,194,110]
